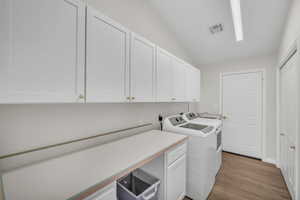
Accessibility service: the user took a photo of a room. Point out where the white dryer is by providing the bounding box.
[182,112,223,175]
[163,115,216,200]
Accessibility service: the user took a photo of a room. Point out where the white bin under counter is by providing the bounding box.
[1,130,187,200]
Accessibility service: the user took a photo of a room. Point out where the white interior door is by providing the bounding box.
[280,53,298,199]
[86,7,129,103]
[221,71,263,158]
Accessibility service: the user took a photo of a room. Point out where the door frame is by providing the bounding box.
[276,38,300,200]
[219,69,266,161]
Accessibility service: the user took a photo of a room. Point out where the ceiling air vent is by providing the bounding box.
[209,24,223,34]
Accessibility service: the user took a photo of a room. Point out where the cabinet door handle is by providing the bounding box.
[280,133,285,136]
[78,94,85,99]
[290,146,296,150]
[131,97,135,100]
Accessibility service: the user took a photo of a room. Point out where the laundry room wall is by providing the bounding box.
[0,0,197,181]
[199,54,277,161]
[279,0,300,62]
[86,0,195,65]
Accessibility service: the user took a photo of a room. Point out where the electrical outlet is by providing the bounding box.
[158,113,163,122]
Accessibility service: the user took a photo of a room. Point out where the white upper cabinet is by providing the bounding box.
[156,47,173,102]
[0,1,199,104]
[185,65,194,102]
[172,58,186,102]
[86,7,129,103]
[185,65,201,102]
[194,68,201,101]
[0,0,85,103]
[130,33,156,102]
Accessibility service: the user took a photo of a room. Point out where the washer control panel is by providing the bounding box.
[185,112,200,120]
[169,116,187,126]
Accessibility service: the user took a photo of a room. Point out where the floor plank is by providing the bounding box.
[184,152,291,200]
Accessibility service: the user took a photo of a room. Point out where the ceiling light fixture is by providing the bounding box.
[230,0,243,42]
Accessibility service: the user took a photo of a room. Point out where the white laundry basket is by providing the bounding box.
[117,169,160,200]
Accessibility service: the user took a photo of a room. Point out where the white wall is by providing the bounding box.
[0,103,188,169]
[199,54,277,160]
[0,0,196,195]
[279,0,300,62]
[86,0,195,66]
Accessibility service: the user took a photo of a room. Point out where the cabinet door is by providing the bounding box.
[172,58,186,102]
[130,33,156,102]
[167,155,186,200]
[156,47,173,102]
[185,65,194,102]
[86,7,129,103]
[185,66,201,102]
[197,69,201,101]
[192,67,201,102]
[84,182,117,200]
[0,0,85,103]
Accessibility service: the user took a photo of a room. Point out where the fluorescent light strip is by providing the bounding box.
[230,0,243,41]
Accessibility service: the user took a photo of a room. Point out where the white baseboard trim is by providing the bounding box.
[262,158,277,165]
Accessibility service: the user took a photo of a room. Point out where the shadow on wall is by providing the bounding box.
[0,103,191,173]
[0,123,154,173]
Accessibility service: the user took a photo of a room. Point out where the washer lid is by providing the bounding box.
[180,123,214,134]
[193,118,222,128]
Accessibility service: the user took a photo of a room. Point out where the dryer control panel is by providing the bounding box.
[169,116,187,126]
[185,112,200,120]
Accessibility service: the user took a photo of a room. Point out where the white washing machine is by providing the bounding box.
[182,112,223,175]
[163,115,216,200]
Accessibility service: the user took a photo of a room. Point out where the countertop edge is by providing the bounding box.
[71,136,188,200]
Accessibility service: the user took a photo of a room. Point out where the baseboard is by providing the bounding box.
[262,158,277,165]
[222,151,261,160]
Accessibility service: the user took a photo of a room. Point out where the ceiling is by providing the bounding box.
[149,0,291,65]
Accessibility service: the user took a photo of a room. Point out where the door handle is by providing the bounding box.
[280,133,285,136]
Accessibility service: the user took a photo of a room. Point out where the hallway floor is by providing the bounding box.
[186,152,291,200]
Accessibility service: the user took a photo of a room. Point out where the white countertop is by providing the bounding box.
[2,130,187,200]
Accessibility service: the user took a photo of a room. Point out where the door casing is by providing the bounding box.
[219,69,266,161]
